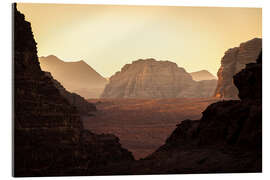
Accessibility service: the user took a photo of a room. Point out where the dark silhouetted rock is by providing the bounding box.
[214,38,262,99]
[233,51,262,100]
[13,4,134,177]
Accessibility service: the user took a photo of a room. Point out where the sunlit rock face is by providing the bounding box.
[101,59,217,98]
[214,38,262,99]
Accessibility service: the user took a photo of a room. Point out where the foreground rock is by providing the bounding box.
[39,55,108,99]
[101,59,217,98]
[14,4,133,177]
[214,38,262,99]
[132,50,262,174]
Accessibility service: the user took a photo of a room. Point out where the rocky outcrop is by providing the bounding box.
[135,50,262,174]
[101,59,216,98]
[234,52,262,100]
[45,72,96,115]
[39,55,108,99]
[190,70,217,81]
[13,4,133,177]
[214,38,262,99]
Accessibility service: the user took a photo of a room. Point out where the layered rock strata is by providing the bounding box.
[101,59,217,98]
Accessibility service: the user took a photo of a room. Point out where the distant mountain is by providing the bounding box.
[39,55,108,99]
[190,70,216,81]
[214,38,262,99]
[101,58,217,98]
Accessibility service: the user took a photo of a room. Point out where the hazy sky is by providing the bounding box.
[17,3,262,77]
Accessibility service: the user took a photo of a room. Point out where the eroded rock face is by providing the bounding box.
[214,38,262,99]
[13,4,134,177]
[101,59,216,98]
[137,50,262,174]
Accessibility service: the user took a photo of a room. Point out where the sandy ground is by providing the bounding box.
[83,98,219,159]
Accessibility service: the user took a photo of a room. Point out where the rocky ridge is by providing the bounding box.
[101,59,217,98]
[44,72,96,115]
[214,38,262,99]
[39,55,108,99]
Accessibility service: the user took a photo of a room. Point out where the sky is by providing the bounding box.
[17,3,262,78]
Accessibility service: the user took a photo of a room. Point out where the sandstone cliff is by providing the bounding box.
[214,38,262,99]
[13,4,133,177]
[39,55,108,99]
[132,50,262,174]
[101,59,216,98]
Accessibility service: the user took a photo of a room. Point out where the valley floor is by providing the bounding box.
[83,98,219,159]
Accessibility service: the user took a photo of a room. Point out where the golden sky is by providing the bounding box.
[17,3,262,77]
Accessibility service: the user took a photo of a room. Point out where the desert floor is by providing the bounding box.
[83,98,219,159]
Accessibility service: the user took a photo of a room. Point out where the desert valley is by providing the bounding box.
[37,38,262,160]
[14,3,262,177]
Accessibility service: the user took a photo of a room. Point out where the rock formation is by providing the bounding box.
[214,38,262,99]
[101,58,217,98]
[44,72,96,115]
[177,79,217,98]
[39,55,108,99]
[190,70,217,81]
[13,4,133,177]
[134,50,262,174]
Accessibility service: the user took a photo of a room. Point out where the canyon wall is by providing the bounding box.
[13,4,133,177]
[214,38,262,99]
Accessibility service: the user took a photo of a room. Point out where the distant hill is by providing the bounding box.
[39,55,108,99]
[190,70,217,81]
